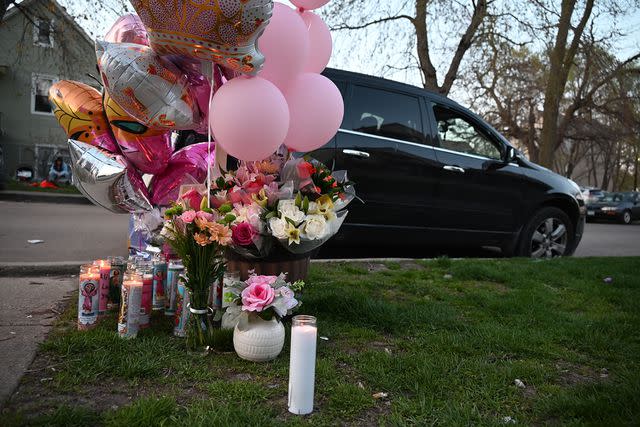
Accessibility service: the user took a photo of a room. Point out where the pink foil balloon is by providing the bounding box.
[104,91,172,175]
[149,143,215,206]
[258,2,309,92]
[210,76,289,161]
[300,11,332,73]
[283,73,343,152]
[290,0,330,10]
[168,56,212,134]
[104,13,150,45]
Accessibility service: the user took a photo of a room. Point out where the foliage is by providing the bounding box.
[4,257,640,425]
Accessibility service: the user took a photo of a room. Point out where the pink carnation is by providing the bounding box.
[241,281,275,312]
[180,210,196,223]
[196,210,215,222]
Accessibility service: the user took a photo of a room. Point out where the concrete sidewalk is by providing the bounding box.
[0,275,76,407]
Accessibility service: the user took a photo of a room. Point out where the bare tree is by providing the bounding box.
[323,0,491,95]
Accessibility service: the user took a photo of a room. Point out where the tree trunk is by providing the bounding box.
[538,0,594,168]
[634,144,639,191]
[527,103,539,163]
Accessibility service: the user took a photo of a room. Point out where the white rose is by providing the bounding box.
[269,217,288,239]
[278,199,305,225]
[303,214,327,240]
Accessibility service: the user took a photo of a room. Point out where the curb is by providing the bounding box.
[0,191,91,205]
[0,262,89,277]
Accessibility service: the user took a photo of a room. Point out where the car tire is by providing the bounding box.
[621,210,632,225]
[516,207,574,258]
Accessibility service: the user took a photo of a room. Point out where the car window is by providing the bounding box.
[347,85,424,144]
[432,105,503,160]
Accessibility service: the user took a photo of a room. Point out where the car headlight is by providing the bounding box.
[601,207,618,212]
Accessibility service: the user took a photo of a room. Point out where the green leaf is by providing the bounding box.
[295,192,302,208]
[302,196,309,213]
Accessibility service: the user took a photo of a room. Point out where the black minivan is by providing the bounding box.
[314,68,586,258]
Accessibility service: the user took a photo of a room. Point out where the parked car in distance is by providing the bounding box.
[587,192,640,224]
[314,68,586,258]
[581,187,605,206]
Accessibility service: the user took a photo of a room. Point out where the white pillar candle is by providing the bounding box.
[288,315,318,415]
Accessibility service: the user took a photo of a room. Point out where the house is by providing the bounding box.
[0,0,97,181]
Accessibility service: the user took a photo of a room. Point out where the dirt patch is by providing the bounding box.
[554,362,607,386]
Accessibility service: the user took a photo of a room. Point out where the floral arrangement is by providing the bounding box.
[210,150,355,259]
[161,189,235,293]
[224,273,304,320]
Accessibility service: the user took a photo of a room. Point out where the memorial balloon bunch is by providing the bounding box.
[49,0,343,217]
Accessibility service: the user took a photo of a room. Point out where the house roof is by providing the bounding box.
[4,0,94,46]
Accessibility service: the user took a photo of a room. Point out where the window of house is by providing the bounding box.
[31,74,57,115]
[432,105,503,160]
[33,18,54,47]
[346,85,424,144]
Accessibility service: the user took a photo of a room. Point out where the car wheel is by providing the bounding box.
[621,210,632,224]
[517,207,574,258]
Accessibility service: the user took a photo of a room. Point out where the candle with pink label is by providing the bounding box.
[96,259,111,316]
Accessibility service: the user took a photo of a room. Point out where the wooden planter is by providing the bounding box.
[225,250,311,282]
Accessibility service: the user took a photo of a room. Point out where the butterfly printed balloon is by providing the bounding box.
[103,91,173,175]
[48,81,119,153]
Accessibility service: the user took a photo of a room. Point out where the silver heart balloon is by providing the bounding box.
[68,139,152,213]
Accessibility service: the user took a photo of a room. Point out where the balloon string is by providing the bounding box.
[207,64,215,209]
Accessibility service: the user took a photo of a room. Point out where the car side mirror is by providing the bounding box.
[504,146,517,164]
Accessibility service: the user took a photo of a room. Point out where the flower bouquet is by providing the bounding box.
[210,149,355,278]
[224,273,304,361]
[161,189,235,352]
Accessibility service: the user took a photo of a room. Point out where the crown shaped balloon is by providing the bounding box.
[130,0,273,75]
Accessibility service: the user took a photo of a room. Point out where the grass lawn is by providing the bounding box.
[2,257,639,426]
[4,180,81,194]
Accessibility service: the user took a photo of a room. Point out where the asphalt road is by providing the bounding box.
[0,201,129,263]
[0,200,638,262]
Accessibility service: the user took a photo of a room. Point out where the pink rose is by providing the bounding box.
[241,282,275,312]
[180,210,196,223]
[232,222,256,246]
[246,275,278,288]
[180,189,203,210]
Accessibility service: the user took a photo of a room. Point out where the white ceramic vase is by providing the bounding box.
[233,313,285,362]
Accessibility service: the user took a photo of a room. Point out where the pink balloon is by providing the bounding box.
[149,143,214,206]
[210,76,290,161]
[300,11,332,73]
[290,0,331,10]
[104,14,149,46]
[258,3,309,92]
[168,56,212,134]
[283,73,344,153]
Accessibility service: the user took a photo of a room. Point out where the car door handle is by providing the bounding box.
[343,149,370,159]
[443,165,465,173]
